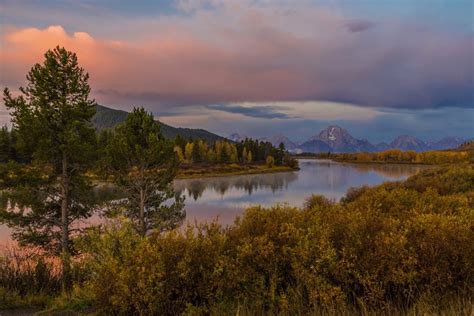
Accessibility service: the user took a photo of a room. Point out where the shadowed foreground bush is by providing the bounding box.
[0,249,90,311]
[0,249,60,309]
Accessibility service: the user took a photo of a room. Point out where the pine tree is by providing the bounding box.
[105,107,185,236]
[1,47,97,291]
[192,139,202,163]
[0,126,10,163]
[8,128,19,162]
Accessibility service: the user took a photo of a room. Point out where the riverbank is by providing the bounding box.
[177,163,299,179]
[88,163,299,183]
[333,159,435,165]
[293,148,472,165]
[293,156,434,165]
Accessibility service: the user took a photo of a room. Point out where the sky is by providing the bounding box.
[1,0,473,143]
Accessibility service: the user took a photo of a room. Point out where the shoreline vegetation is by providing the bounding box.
[176,163,299,179]
[85,164,298,186]
[89,164,298,182]
[295,147,473,165]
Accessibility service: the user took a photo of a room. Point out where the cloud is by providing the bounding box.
[344,20,375,33]
[206,104,291,119]
[159,106,474,144]
[1,2,473,112]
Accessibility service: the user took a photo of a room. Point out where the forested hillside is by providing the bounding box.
[93,105,225,142]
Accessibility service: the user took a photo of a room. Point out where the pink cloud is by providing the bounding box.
[1,4,472,111]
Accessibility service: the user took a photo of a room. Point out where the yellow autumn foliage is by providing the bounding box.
[78,165,473,314]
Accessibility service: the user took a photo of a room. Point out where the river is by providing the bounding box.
[0,159,426,245]
[174,159,426,225]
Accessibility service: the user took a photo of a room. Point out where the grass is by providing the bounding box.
[197,297,474,316]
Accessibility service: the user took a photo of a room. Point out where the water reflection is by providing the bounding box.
[0,159,426,243]
[178,159,426,226]
[174,171,299,200]
[349,163,426,178]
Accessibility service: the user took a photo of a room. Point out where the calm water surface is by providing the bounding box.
[175,159,426,226]
[0,159,426,245]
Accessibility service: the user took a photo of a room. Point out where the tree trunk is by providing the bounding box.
[139,187,146,236]
[60,153,70,292]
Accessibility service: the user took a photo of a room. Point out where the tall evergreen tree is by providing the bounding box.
[1,47,97,291]
[105,107,185,236]
[192,139,202,163]
[0,126,10,163]
[9,127,19,162]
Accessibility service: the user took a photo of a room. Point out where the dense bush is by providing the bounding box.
[78,219,230,315]
[78,166,473,314]
[403,164,474,195]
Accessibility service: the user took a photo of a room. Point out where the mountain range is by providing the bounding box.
[93,106,467,153]
[230,126,467,153]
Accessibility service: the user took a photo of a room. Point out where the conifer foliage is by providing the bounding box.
[104,107,185,236]
[1,47,97,291]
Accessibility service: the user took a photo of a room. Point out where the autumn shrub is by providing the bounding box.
[332,149,471,164]
[266,155,275,168]
[80,219,230,315]
[403,164,474,195]
[316,187,473,309]
[79,165,473,314]
[304,194,335,210]
[79,220,160,314]
[225,204,344,311]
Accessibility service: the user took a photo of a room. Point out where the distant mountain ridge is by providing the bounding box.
[262,133,298,150]
[228,133,298,150]
[390,135,427,152]
[93,105,225,142]
[230,125,467,153]
[306,125,376,153]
